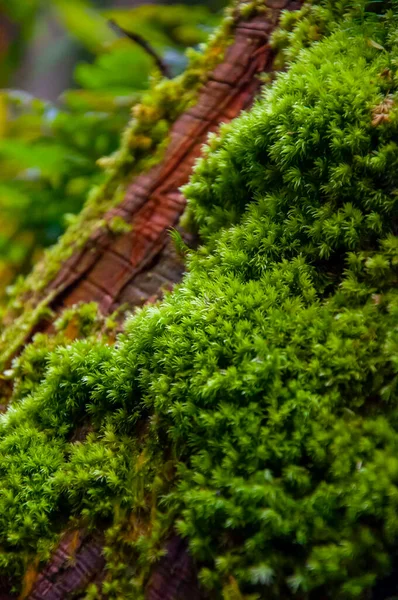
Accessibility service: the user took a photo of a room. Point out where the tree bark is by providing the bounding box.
[3,1,303,597]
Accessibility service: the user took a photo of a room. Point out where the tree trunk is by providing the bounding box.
[1,1,303,597]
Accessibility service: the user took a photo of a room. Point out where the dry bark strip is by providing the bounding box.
[19,1,303,598]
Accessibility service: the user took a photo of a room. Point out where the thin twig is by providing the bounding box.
[108,19,171,79]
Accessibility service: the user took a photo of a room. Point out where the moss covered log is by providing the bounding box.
[0,0,398,598]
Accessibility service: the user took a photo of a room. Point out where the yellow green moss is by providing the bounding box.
[107,215,133,235]
[8,301,117,404]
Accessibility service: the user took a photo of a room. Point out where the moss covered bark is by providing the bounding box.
[0,0,398,599]
[0,0,289,376]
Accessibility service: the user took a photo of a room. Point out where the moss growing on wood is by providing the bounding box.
[0,7,237,371]
[7,302,116,405]
[0,1,398,598]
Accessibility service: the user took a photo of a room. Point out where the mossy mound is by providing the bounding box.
[1,2,398,598]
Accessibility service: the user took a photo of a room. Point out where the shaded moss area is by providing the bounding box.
[0,1,398,598]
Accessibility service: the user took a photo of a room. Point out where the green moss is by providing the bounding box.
[238,0,268,19]
[270,0,388,69]
[0,2,398,598]
[7,302,115,404]
[107,215,133,235]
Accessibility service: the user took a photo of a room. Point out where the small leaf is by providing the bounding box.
[367,39,385,51]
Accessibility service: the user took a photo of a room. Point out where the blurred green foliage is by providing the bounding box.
[0,0,219,297]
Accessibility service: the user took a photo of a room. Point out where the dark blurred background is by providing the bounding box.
[0,0,226,301]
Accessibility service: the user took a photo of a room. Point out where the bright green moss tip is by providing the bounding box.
[0,2,398,598]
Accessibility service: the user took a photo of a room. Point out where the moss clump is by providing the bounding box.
[107,215,133,235]
[0,2,398,598]
[270,0,389,69]
[7,302,115,403]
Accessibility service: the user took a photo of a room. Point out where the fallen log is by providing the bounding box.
[0,1,303,597]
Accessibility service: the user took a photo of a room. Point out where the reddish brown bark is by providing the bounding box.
[146,537,201,600]
[28,532,105,600]
[12,1,304,598]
